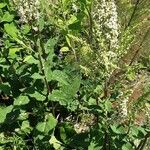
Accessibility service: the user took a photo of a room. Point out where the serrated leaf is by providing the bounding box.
[14,96,30,106]
[36,114,57,134]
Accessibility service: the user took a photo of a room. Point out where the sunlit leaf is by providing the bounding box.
[36,114,57,134]
[14,96,30,106]
[2,12,14,22]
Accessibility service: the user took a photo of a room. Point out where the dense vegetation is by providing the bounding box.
[0,0,150,149]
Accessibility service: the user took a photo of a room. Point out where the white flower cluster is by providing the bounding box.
[13,0,40,23]
[93,0,119,49]
[118,92,129,119]
[120,98,128,118]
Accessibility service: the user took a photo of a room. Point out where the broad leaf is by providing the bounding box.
[0,3,6,9]
[36,114,57,134]
[4,23,19,38]
[0,105,13,124]
[14,96,30,106]
[2,12,14,22]
[49,135,63,150]
[30,91,46,101]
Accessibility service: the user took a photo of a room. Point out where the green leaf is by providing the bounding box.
[44,38,57,54]
[104,100,112,111]
[0,82,11,95]
[4,23,19,38]
[49,135,63,150]
[2,12,14,22]
[94,85,103,94]
[21,24,30,34]
[49,74,81,107]
[88,97,97,105]
[88,141,102,150]
[31,73,44,80]
[122,143,133,150]
[65,36,71,47]
[23,55,39,64]
[60,46,70,52]
[9,47,23,58]
[66,15,78,26]
[52,70,68,85]
[137,127,147,136]
[59,127,67,143]
[0,3,6,9]
[48,90,67,105]
[131,126,139,137]
[30,91,46,101]
[14,96,30,106]
[21,120,32,134]
[38,17,45,32]
[45,67,53,81]
[18,110,28,121]
[0,105,13,124]
[36,114,57,134]
[110,124,126,134]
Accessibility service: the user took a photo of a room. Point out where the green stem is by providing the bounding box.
[33,31,55,116]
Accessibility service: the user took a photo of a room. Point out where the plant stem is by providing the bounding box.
[125,0,141,29]
[136,134,149,150]
[86,3,93,44]
[33,31,55,115]
[129,27,150,66]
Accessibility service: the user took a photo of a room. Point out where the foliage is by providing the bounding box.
[0,0,149,149]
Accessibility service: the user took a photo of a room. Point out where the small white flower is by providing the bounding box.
[93,0,119,49]
[13,0,40,23]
